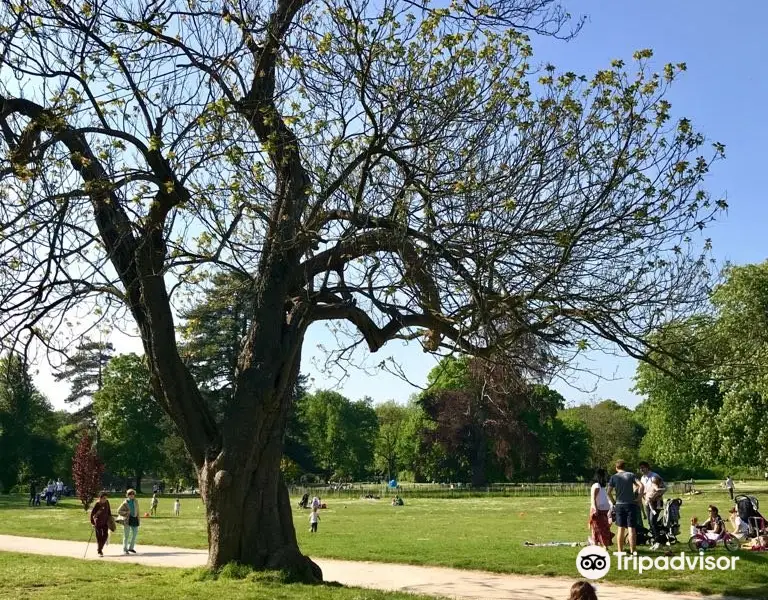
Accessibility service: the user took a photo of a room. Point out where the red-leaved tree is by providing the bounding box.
[71,434,104,511]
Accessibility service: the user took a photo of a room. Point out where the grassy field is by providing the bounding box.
[1,481,767,597]
[0,552,437,600]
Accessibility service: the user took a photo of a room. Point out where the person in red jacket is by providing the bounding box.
[90,492,112,557]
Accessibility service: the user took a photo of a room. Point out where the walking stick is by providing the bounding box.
[84,526,94,558]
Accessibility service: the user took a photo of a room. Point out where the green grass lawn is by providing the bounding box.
[0,552,437,600]
[1,482,767,597]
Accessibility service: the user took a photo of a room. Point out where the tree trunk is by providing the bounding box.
[200,412,320,580]
[197,334,320,581]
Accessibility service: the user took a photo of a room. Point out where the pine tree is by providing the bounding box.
[53,340,115,410]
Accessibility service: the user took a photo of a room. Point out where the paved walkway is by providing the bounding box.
[0,534,736,600]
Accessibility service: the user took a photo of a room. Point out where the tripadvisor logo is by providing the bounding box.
[575,546,739,580]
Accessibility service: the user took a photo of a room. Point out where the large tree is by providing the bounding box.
[299,390,378,480]
[560,400,645,470]
[0,0,724,577]
[633,316,722,470]
[53,339,115,406]
[421,357,570,484]
[0,353,61,491]
[710,262,768,469]
[374,400,409,480]
[92,353,169,492]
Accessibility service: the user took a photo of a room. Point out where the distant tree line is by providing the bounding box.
[5,262,767,494]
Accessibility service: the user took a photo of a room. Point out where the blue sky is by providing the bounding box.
[40,0,768,411]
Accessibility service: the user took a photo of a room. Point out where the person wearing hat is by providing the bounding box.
[117,489,140,555]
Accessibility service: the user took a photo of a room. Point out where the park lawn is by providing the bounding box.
[1,484,768,597]
[0,552,437,600]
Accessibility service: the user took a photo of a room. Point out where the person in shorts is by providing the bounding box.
[607,459,644,554]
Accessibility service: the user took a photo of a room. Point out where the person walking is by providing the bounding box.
[638,461,666,550]
[607,460,644,554]
[589,468,613,547]
[55,478,64,498]
[725,475,735,500]
[90,492,113,557]
[45,481,53,505]
[117,489,140,555]
[150,493,159,516]
[28,481,36,507]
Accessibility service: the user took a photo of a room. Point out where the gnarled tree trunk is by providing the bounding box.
[192,286,320,580]
[200,422,319,579]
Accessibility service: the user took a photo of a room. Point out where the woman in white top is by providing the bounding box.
[589,468,614,547]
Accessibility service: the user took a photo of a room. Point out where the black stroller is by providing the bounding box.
[298,493,309,509]
[617,498,682,548]
[735,494,767,538]
[659,497,683,544]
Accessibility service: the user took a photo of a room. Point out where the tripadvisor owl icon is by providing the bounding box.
[576,546,611,579]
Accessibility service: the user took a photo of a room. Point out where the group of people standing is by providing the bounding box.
[28,479,66,506]
[588,460,668,553]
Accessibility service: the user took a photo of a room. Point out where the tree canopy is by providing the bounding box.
[0,0,725,576]
[0,353,62,492]
[634,261,768,473]
[92,353,170,493]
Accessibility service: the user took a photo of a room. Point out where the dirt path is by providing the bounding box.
[0,534,735,600]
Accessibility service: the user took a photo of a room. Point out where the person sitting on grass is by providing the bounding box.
[750,535,768,550]
[729,507,749,540]
[569,581,598,600]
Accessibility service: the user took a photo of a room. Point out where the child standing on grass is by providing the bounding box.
[309,508,319,533]
[150,493,159,517]
[174,497,180,516]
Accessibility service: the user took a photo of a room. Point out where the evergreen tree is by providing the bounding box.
[53,340,115,426]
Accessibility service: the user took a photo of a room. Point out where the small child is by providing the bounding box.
[150,493,159,516]
[690,517,699,536]
[645,475,663,517]
[173,497,180,516]
[309,508,319,533]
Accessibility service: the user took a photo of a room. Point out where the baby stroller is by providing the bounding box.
[613,507,651,547]
[735,495,767,538]
[657,497,683,545]
[297,493,309,509]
